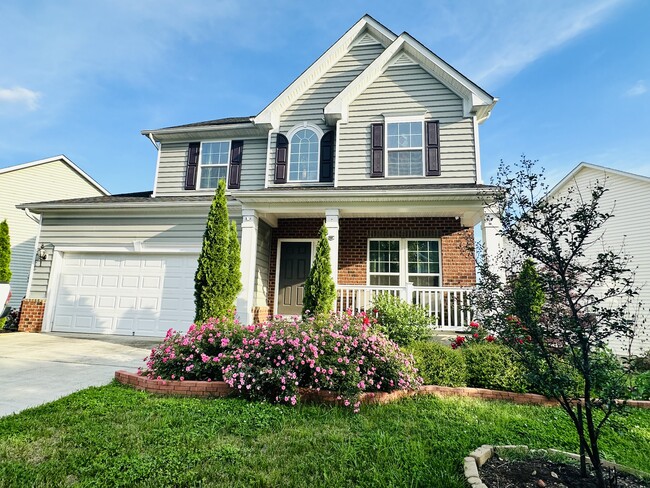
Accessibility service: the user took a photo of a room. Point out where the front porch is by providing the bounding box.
[234,187,503,330]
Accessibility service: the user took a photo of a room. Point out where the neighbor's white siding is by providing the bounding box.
[0,160,104,307]
[266,41,386,186]
[552,167,650,356]
[155,138,268,196]
[337,63,476,186]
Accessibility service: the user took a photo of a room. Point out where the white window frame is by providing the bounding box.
[198,140,231,190]
[287,122,323,183]
[366,238,442,287]
[384,115,425,178]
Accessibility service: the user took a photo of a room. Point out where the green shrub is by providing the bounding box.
[630,371,650,400]
[372,293,432,347]
[407,341,467,387]
[462,342,529,393]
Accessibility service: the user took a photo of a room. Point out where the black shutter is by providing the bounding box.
[274,133,288,184]
[425,121,441,176]
[370,123,384,177]
[184,142,200,190]
[228,140,244,189]
[319,130,335,182]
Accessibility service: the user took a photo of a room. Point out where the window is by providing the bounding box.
[368,239,441,287]
[199,141,230,189]
[386,121,424,177]
[368,240,400,286]
[289,128,319,182]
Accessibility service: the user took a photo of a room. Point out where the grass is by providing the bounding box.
[0,383,649,487]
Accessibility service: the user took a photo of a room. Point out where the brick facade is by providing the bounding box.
[17,298,46,333]
[266,217,475,315]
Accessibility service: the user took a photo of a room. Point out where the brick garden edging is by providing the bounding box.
[114,371,650,408]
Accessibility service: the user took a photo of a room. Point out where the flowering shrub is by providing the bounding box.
[140,312,421,411]
[221,312,421,411]
[141,317,247,381]
[450,320,496,349]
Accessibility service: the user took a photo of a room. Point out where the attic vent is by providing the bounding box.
[354,32,381,46]
[392,52,417,66]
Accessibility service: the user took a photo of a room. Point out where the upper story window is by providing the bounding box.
[199,141,230,189]
[386,120,424,177]
[288,124,322,182]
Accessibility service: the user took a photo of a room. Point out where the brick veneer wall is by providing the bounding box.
[17,298,46,333]
[266,217,475,315]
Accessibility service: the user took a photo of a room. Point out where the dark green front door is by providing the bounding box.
[277,242,311,315]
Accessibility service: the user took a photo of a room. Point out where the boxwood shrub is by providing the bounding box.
[462,342,530,393]
[407,341,467,387]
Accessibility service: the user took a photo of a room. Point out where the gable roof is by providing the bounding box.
[325,32,496,124]
[548,162,650,196]
[254,14,397,129]
[0,155,110,195]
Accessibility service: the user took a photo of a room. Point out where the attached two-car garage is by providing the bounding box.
[50,252,198,337]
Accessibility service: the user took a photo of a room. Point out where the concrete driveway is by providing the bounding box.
[0,332,161,418]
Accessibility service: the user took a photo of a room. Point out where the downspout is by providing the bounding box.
[23,208,42,299]
[264,128,273,189]
[148,132,161,198]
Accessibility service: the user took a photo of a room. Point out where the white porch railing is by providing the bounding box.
[336,284,473,331]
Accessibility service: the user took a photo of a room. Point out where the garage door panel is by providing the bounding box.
[52,252,198,336]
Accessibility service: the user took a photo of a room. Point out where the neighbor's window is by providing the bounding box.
[368,239,440,287]
[199,141,230,189]
[289,128,319,181]
[386,121,424,177]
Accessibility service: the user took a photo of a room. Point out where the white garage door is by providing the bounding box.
[52,253,198,336]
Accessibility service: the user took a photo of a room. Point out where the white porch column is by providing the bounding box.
[237,208,258,325]
[480,207,505,281]
[325,209,340,284]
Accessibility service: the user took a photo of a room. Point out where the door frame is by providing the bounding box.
[274,239,317,317]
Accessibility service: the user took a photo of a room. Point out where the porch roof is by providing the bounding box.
[234,184,498,227]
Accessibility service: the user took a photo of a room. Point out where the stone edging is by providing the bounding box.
[114,371,650,408]
[463,444,650,487]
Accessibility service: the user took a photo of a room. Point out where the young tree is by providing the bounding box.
[194,180,241,323]
[302,224,336,316]
[0,220,11,328]
[474,158,640,487]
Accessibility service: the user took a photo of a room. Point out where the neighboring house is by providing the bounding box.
[19,15,502,337]
[0,156,108,309]
[548,162,650,356]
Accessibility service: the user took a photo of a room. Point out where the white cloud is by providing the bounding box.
[625,80,647,97]
[0,86,41,110]
[432,0,629,89]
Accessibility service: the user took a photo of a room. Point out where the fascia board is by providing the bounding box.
[254,16,397,129]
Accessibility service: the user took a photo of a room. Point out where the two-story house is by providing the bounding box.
[18,15,501,337]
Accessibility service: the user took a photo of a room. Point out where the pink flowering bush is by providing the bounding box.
[221,312,421,410]
[140,312,420,411]
[141,317,247,381]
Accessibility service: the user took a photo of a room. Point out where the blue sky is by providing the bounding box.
[1,0,649,194]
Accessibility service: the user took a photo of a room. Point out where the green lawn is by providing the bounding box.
[1,383,649,487]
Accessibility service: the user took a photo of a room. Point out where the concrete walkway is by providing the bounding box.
[0,332,161,418]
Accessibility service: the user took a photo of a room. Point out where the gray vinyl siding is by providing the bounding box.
[29,208,243,298]
[337,64,477,186]
[254,220,272,307]
[267,42,386,186]
[551,168,650,356]
[155,138,268,196]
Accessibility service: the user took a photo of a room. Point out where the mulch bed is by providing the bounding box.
[480,455,649,488]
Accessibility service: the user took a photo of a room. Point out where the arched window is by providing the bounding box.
[288,127,320,182]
